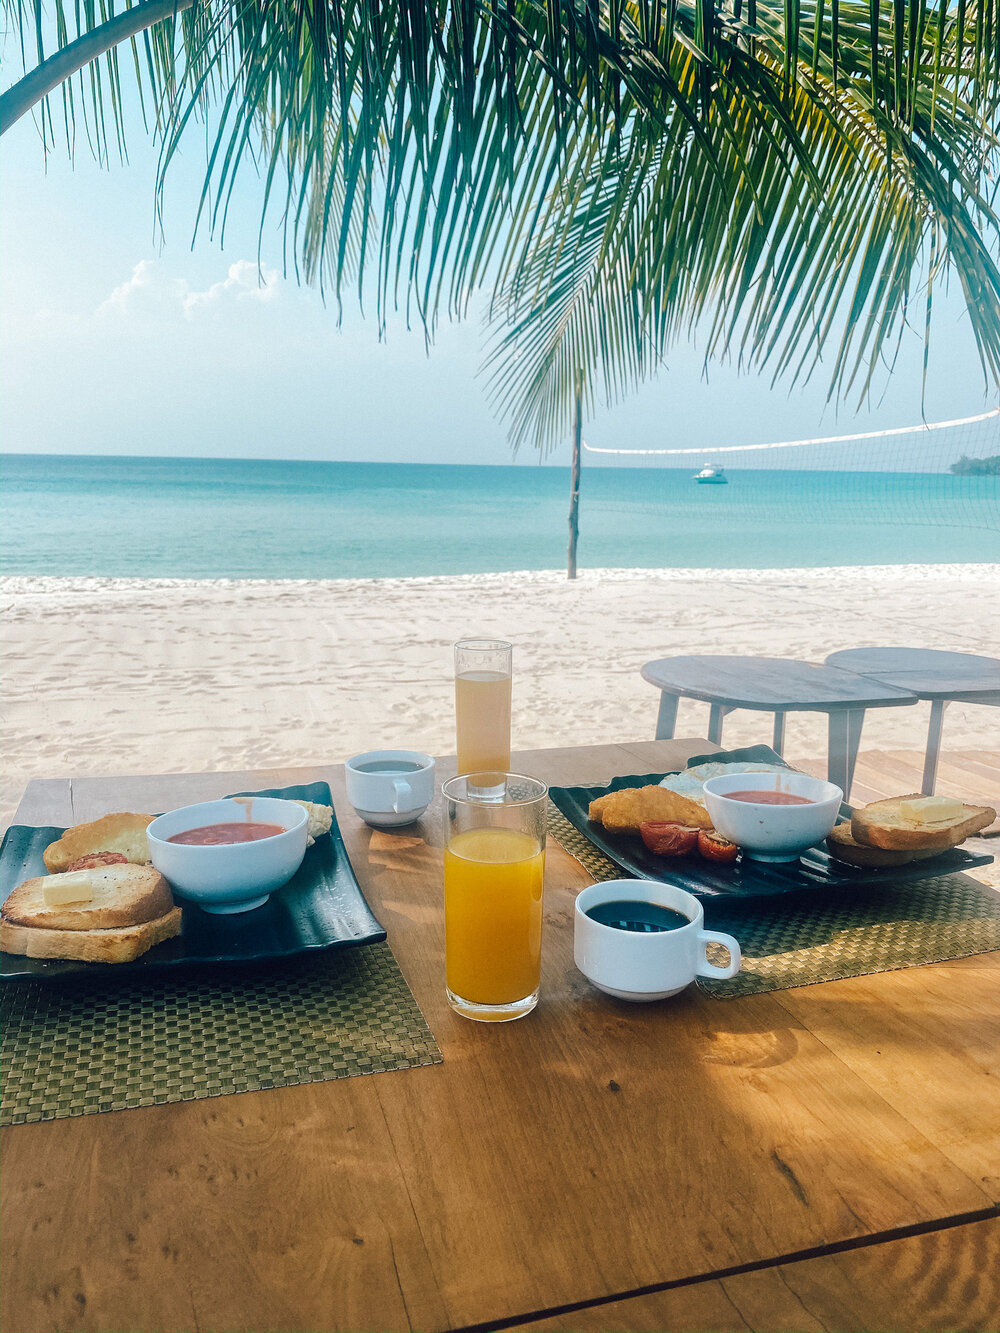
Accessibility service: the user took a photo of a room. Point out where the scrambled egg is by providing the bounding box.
[292,800,334,846]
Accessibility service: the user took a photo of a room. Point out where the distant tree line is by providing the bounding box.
[949,455,1000,475]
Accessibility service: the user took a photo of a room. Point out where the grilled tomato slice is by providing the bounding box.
[640,821,700,856]
[697,829,740,862]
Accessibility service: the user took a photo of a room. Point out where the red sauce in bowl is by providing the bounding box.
[724,790,814,805]
[167,821,288,845]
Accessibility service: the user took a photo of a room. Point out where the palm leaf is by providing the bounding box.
[483,13,1000,449]
[3,0,999,451]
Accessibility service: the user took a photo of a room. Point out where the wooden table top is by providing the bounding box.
[825,647,1000,701]
[3,739,999,1333]
[640,656,919,711]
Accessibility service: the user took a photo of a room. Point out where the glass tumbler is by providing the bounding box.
[454,639,512,790]
[442,772,548,1022]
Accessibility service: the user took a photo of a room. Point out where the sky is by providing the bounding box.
[1,60,998,470]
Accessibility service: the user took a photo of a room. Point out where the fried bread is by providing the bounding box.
[589,785,713,833]
[43,812,154,872]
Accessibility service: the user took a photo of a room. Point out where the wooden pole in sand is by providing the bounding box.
[568,372,583,580]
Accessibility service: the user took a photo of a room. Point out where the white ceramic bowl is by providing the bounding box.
[147,798,309,914]
[702,771,843,863]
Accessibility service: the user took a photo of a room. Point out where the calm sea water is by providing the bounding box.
[1,454,997,578]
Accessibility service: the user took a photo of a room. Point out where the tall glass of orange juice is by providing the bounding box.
[454,639,512,789]
[442,772,547,1022]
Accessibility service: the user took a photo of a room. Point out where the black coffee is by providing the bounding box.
[585,900,690,933]
[355,760,424,774]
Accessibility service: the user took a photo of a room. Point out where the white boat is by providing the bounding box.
[693,465,727,484]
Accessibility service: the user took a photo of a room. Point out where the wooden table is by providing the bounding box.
[3,740,999,1333]
[824,648,1000,796]
[639,656,917,798]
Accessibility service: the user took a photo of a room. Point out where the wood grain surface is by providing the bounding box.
[508,1217,1000,1333]
[639,656,918,710]
[2,740,998,1333]
[824,648,1000,701]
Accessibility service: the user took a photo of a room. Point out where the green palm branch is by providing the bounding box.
[484,14,1000,448]
[2,0,998,450]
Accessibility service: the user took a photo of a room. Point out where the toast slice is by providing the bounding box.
[3,865,175,932]
[851,794,996,852]
[589,785,713,833]
[826,822,943,868]
[43,812,154,872]
[0,908,182,964]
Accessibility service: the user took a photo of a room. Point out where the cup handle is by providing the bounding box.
[696,930,742,980]
[392,779,412,813]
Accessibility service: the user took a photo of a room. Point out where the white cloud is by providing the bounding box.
[96,258,282,321]
[182,259,282,313]
[97,259,184,316]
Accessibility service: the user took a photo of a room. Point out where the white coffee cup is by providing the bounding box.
[574,880,741,1002]
[345,750,436,828]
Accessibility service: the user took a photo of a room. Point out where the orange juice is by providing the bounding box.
[455,671,512,774]
[444,827,544,1009]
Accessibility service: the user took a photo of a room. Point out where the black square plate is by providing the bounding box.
[549,745,993,902]
[0,782,386,980]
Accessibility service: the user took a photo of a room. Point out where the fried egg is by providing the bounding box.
[658,761,788,808]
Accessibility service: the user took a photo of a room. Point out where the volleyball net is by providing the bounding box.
[580,407,1000,539]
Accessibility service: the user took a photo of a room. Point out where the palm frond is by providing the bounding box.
[3,0,999,450]
[482,5,1000,449]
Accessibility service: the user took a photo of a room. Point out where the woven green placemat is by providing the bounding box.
[1,942,442,1126]
[548,805,1000,998]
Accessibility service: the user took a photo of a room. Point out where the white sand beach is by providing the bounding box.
[2,564,998,833]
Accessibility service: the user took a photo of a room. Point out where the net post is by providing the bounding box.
[568,372,583,579]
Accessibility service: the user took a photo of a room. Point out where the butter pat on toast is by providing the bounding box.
[851,794,995,852]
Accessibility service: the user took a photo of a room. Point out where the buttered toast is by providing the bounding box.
[1,864,181,964]
[851,794,995,852]
[3,864,175,931]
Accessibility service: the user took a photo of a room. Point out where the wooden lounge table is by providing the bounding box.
[3,739,999,1333]
[824,647,1000,796]
[639,655,918,799]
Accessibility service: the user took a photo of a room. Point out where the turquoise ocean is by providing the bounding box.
[2,453,998,578]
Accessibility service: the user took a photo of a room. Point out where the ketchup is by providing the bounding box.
[724,790,813,805]
[167,821,287,845]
